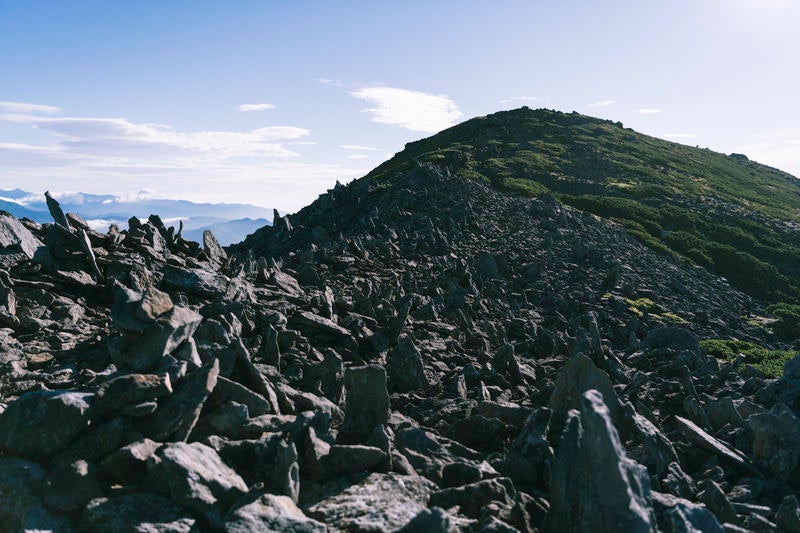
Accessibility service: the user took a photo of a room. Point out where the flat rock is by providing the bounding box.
[307,473,436,532]
[338,364,390,444]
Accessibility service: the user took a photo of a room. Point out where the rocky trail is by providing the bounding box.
[0,166,799,532]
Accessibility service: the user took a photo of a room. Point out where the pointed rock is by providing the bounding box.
[546,389,656,533]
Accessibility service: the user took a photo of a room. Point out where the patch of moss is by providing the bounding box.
[700,338,796,378]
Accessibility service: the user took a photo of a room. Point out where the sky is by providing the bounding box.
[1,0,799,212]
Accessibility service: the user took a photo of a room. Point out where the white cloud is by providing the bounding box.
[0,102,61,114]
[588,100,616,108]
[348,154,369,159]
[239,103,276,112]
[0,113,309,159]
[638,108,663,114]
[499,96,539,105]
[351,86,462,133]
[663,133,697,139]
[341,144,380,151]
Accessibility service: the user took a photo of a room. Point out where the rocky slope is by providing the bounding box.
[0,117,799,531]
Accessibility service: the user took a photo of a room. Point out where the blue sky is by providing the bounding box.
[1,0,799,211]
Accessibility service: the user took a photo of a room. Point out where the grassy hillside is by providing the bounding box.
[367,107,800,306]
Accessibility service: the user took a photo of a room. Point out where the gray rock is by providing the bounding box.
[144,359,219,442]
[113,305,203,372]
[319,444,389,478]
[45,191,71,229]
[307,473,436,532]
[747,403,800,481]
[226,492,327,533]
[673,415,759,476]
[776,495,800,533]
[502,407,553,491]
[338,364,390,444]
[101,438,162,485]
[547,353,622,439]
[43,459,103,512]
[546,389,656,532]
[651,491,724,533]
[397,507,459,533]
[136,286,174,322]
[95,373,172,416]
[386,334,428,392]
[208,434,300,502]
[644,327,700,353]
[0,390,93,460]
[0,211,51,266]
[203,229,228,267]
[81,494,196,533]
[149,441,248,528]
[0,457,74,533]
[429,477,516,518]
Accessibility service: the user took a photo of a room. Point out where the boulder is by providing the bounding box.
[546,389,656,532]
[338,364,390,444]
[143,359,219,442]
[307,473,436,532]
[747,403,800,481]
[148,441,248,528]
[225,492,327,533]
[0,390,93,460]
[81,494,196,533]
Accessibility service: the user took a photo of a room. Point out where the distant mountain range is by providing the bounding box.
[0,189,272,246]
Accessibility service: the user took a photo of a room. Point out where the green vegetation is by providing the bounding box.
[366,107,800,304]
[700,338,796,377]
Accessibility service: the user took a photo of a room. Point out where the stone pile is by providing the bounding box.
[0,166,798,532]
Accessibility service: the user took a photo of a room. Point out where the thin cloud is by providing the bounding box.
[351,86,462,133]
[0,113,309,159]
[499,96,539,105]
[0,102,61,114]
[341,144,380,151]
[348,154,369,159]
[588,100,616,108]
[239,103,276,112]
[638,108,663,114]
[663,133,697,139]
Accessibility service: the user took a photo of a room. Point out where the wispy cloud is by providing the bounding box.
[499,96,539,105]
[638,108,663,114]
[0,102,62,114]
[663,133,697,139]
[341,144,380,151]
[347,154,369,159]
[588,100,616,108]
[0,113,309,159]
[239,103,276,112]
[351,86,462,133]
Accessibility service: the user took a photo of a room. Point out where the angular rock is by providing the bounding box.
[149,441,248,528]
[651,491,724,533]
[143,359,219,442]
[307,473,436,532]
[136,286,174,322]
[0,457,74,533]
[81,494,196,533]
[319,444,389,478]
[546,389,656,532]
[203,230,228,267]
[0,390,93,460]
[225,492,327,533]
[43,459,103,512]
[429,477,516,518]
[547,353,622,439]
[101,438,162,485]
[386,334,429,392]
[673,415,759,476]
[338,364,390,444]
[94,373,172,416]
[746,403,800,481]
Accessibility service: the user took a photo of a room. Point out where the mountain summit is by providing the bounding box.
[0,108,799,531]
